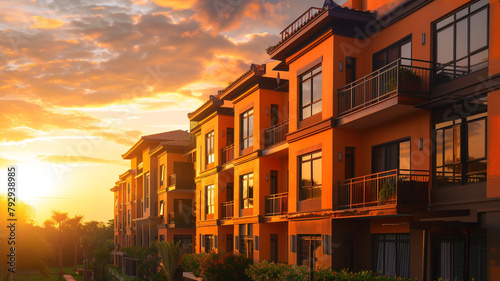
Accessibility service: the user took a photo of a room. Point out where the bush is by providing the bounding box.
[181,253,206,277]
[246,262,417,281]
[199,252,252,281]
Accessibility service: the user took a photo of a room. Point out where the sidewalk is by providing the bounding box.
[63,275,76,281]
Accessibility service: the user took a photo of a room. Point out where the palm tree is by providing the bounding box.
[43,219,55,229]
[66,215,84,272]
[157,241,184,281]
[51,210,68,281]
[0,195,53,281]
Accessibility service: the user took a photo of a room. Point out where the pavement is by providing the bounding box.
[63,275,76,281]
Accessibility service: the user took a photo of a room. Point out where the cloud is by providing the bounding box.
[30,16,65,29]
[0,157,16,168]
[37,155,126,165]
[152,0,196,10]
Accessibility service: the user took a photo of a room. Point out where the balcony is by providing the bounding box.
[168,212,195,227]
[264,120,289,148]
[280,7,322,41]
[265,192,288,216]
[221,144,234,165]
[168,174,176,187]
[337,59,432,127]
[337,169,429,211]
[221,201,234,220]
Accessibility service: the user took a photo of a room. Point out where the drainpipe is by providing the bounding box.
[421,228,428,281]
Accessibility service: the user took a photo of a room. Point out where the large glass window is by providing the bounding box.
[299,151,322,200]
[434,111,487,187]
[300,65,322,120]
[159,164,165,186]
[206,185,214,215]
[206,131,214,165]
[373,37,412,70]
[204,235,214,253]
[298,234,322,268]
[241,173,254,209]
[372,139,411,174]
[241,109,254,149]
[174,235,193,253]
[373,234,410,278]
[434,0,489,83]
[240,235,254,258]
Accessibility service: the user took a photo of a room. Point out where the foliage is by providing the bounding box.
[181,253,206,277]
[197,252,252,281]
[378,179,396,204]
[246,263,417,281]
[157,241,184,281]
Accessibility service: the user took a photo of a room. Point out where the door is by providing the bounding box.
[346,57,356,84]
[271,104,279,126]
[226,234,234,253]
[270,170,278,195]
[270,234,278,263]
[345,147,355,179]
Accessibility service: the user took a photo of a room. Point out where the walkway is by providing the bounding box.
[63,274,76,281]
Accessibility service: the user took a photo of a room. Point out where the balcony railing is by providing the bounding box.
[338,58,432,116]
[264,120,289,148]
[265,192,288,216]
[280,7,322,41]
[221,144,234,165]
[168,212,195,226]
[337,169,429,210]
[221,201,234,220]
[168,174,176,187]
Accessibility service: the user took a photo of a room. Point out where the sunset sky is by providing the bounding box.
[0,0,328,224]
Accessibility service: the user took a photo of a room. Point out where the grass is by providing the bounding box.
[12,266,84,281]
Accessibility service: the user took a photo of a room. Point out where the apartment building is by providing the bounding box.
[112,130,195,274]
[189,0,500,280]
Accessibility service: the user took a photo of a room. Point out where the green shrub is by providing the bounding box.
[198,252,252,281]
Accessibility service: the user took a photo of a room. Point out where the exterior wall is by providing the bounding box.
[487,89,500,198]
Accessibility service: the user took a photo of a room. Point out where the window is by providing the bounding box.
[227,128,234,146]
[434,0,489,83]
[240,235,254,258]
[373,234,410,278]
[298,234,322,267]
[241,109,254,149]
[159,164,165,186]
[204,235,214,253]
[159,200,164,216]
[434,111,487,187]
[206,131,214,165]
[127,210,131,226]
[159,235,165,242]
[299,151,322,200]
[241,173,254,209]
[299,65,322,120]
[127,183,131,201]
[345,57,356,84]
[373,37,412,70]
[145,174,150,210]
[372,139,410,173]
[174,235,193,254]
[206,185,214,215]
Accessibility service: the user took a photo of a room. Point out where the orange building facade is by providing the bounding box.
[112,130,195,275]
[188,0,500,280]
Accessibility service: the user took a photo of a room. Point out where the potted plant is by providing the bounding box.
[378,179,395,204]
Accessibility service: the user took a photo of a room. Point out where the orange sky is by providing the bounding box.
[0,0,326,225]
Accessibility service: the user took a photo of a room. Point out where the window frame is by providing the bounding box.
[297,234,322,268]
[240,109,254,150]
[240,173,254,209]
[205,185,214,215]
[299,64,323,121]
[299,151,322,201]
[372,35,412,71]
[206,131,215,166]
[159,164,165,187]
[433,0,489,82]
[372,233,410,278]
[434,111,487,187]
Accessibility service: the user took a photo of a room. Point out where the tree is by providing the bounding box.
[51,210,68,281]
[66,215,84,271]
[157,241,184,281]
[0,195,53,281]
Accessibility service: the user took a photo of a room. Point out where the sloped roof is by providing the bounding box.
[122,130,189,159]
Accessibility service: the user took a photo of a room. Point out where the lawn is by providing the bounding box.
[12,266,84,281]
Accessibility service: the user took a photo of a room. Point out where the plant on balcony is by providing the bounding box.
[378,179,396,204]
[385,67,422,93]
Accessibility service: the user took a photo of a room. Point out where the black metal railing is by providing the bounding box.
[221,201,234,220]
[221,144,234,165]
[338,58,432,116]
[337,169,429,210]
[264,120,289,148]
[281,7,322,41]
[265,192,288,216]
